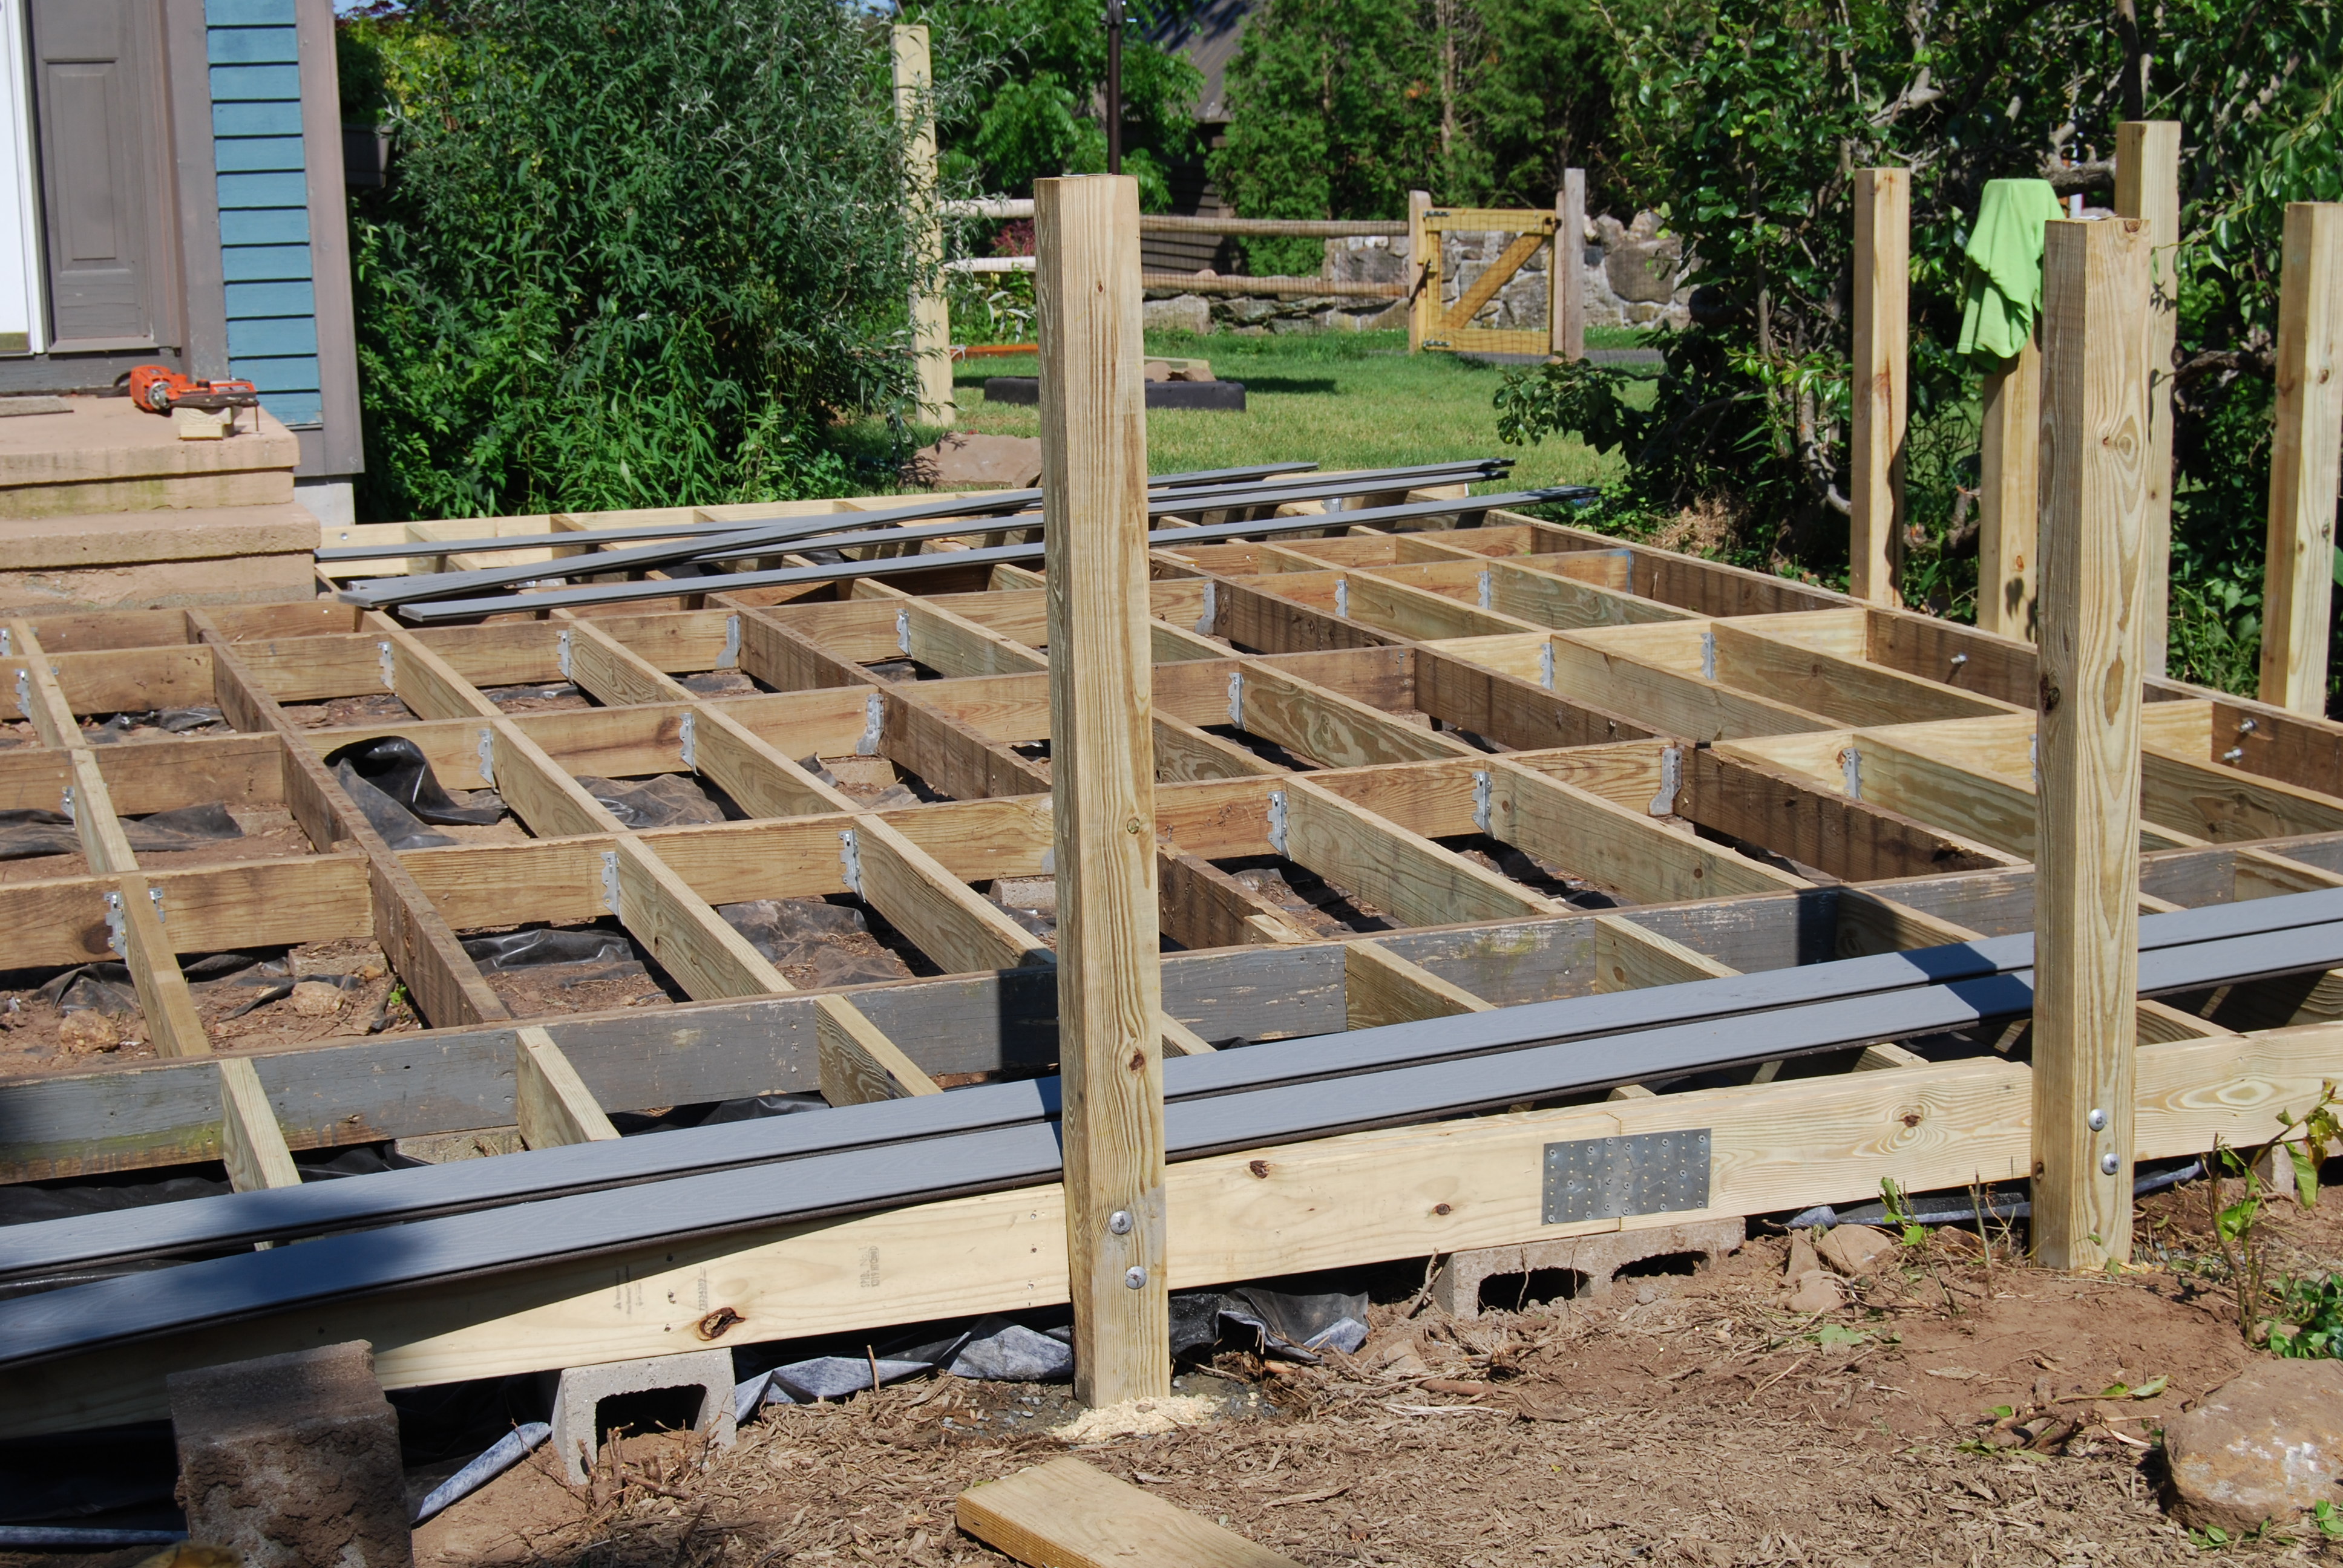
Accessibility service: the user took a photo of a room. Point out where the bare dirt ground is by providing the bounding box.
[408,1182,2343,1568]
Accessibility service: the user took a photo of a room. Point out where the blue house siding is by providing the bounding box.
[205,0,320,429]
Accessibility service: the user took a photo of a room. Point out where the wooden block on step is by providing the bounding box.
[957,1457,1302,1568]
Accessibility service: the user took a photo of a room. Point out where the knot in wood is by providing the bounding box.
[696,1306,746,1341]
[1248,1159,1271,1178]
[2038,675,2062,714]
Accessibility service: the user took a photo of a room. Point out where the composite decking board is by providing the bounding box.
[11,912,2343,1368]
[10,890,2342,1281]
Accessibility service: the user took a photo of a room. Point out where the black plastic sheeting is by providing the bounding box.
[574,774,729,828]
[0,801,246,861]
[87,708,226,743]
[324,737,502,850]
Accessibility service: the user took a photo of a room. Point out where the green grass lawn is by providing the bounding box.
[928,328,1633,490]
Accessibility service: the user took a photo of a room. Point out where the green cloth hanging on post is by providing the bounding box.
[1956,178,2065,369]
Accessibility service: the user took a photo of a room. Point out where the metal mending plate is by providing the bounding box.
[1542,1129,1711,1225]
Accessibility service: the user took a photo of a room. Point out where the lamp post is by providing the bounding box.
[1105,0,1123,175]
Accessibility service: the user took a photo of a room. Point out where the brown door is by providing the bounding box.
[28,0,176,350]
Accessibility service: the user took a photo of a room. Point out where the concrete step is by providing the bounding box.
[0,395,298,520]
[0,501,319,613]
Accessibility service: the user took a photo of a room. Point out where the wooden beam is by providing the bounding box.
[1553,172,1585,361]
[514,1025,621,1148]
[894,24,952,423]
[2032,214,2152,1270]
[1038,172,1168,1407]
[1280,777,1556,926]
[1680,748,2017,881]
[191,615,510,1030]
[2116,121,2181,677]
[960,1458,1303,1568]
[1156,842,1312,949]
[1406,189,1431,353]
[218,1057,301,1192]
[2258,202,2343,716]
[816,996,943,1105]
[1977,333,2042,640]
[1591,914,1738,991]
[1850,168,1909,606]
[1343,941,1493,1030]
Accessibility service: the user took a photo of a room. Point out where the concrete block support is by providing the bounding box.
[1431,1218,1745,1320]
[168,1339,412,1568]
[548,1347,736,1485]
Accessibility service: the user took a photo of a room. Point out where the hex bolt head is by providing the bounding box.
[2086,1108,2108,1131]
[1124,1266,1147,1289]
[2100,1152,2122,1175]
[1107,1210,1133,1236]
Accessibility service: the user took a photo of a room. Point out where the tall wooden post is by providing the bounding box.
[2258,203,2343,716]
[2115,122,2180,676]
[1552,171,1585,362]
[1035,174,1168,1406]
[2032,215,2152,1272]
[893,25,954,425]
[1976,333,2042,639]
[1850,169,1909,606]
[1406,189,1432,353]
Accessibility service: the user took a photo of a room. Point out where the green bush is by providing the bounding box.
[342,0,934,523]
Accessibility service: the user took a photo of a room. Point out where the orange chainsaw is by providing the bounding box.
[126,364,261,426]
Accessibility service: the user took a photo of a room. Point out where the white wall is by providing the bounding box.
[0,0,43,354]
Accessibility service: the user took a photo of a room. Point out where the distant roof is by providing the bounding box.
[1147,0,1254,124]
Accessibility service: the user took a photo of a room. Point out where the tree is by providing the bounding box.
[918,0,1202,212]
[342,0,938,523]
[1206,0,1441,273]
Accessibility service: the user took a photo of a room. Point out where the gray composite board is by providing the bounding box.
[7,910,2343,1370]
[10,889,2341,1290]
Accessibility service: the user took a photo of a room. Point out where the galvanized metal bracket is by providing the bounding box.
[103,890,125,955]
[1476,569,1493,610]
[1538,642,1555,691]
[0,627,10,656]
[1265,789,1289,858]
[895,608,911,657]
[1699,629,1717,682]
[1840,745,1862,800]
[1226,668,1245,728]
[1647,744,1682,817]
[377,640,396,691]
[59,783,74,823]
[678,712,698,770]
[12,666,27,717]
[1333,579,1349,619]
[856,692,885,756]
[599,849,620,915]
[1194,581,1217,636]
[557,629,575,681]
[1471,770,1493,834]
[839,827,864,895]
[1542,1129,1711,1225]
[476,728,496,785]
[719,613,742,669]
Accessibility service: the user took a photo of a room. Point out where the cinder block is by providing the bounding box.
[549,1348,736,1485]
[168,1339,412,1568]
[1432,1217,1745,1320]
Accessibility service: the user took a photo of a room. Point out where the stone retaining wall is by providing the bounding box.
[1140,211,1693,338]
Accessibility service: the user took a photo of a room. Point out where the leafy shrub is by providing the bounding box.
[343,0,935,523]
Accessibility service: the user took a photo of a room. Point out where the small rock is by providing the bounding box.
[1784,1230,1821,1282]
[992,875,1057,915]
[56,1010,120,1053]
[355,959,387,982]
[1816,1224,1899,1277]
[1786,1270,1843,1315]
[2164,1361,2343,1532]
[289,981,346,1017]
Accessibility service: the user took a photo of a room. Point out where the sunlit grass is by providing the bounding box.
[926,328,1633,490]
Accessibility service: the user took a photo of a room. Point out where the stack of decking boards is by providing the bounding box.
[323,459,1596,621]
[4,885,2343,1371]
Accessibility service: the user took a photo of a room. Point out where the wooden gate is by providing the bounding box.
[1411,206,1561,357]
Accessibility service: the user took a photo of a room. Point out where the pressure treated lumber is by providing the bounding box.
[1976,334,2042,641]
[513,1027,621,1149]
[894,25,953,423]
[1037,173,1169,1405]
[958,1459,1302,1568]
[1553,171,1585,361]
[2258,203,2343,716]
[2116,122,2181,676]
[1850,169,1909,606]
[2032,215,2153,1270]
